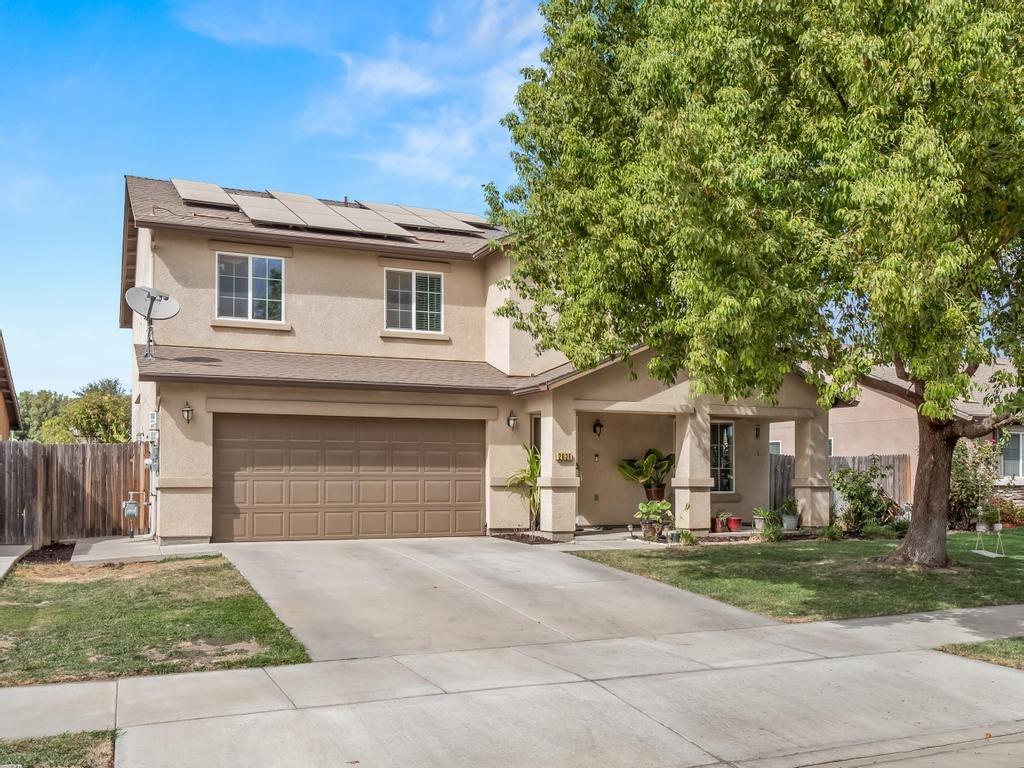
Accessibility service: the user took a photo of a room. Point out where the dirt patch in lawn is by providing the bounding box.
[493,533,556,545]
[21,543,75,564]
[0,555,309,686]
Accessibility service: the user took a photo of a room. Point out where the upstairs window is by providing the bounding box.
[711,422,735,493]
[385,269,443,333]
[1002,430,1023,478]
[217,253,284,321]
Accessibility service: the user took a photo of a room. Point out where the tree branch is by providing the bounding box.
[858,373,925,408]
[957,411,1021,439]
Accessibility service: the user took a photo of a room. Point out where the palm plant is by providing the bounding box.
[618,448,676,498]
[506,444,541,530]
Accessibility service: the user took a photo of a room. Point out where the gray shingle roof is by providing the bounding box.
[867,361,1018,419]
[136,345,574,396]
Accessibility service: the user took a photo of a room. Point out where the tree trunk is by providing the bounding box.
[879,415,957,568]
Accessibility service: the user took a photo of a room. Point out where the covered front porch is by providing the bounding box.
[505,357,831,540]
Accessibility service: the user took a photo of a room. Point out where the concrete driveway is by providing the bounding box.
[95,538,1024,767]
[219,536,773,660]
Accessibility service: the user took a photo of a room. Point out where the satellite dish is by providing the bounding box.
[125,286,181,360]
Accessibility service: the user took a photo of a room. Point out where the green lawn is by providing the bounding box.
[0,556,309,686]
[941,637,1024,671]
[0,731,114,768]
[576,528,1024,622]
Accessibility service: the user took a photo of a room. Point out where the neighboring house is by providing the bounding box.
[770,362,1022,504]
[120,176,831,544]
[0,331,21,441]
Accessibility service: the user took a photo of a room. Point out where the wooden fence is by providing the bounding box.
[770,453,912,511]
[0,442,150,548]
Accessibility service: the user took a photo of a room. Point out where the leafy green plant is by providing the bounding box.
[506,444,541,530]
[752,507,777,522]
[635,499,672,522]
[831,457,898,534]
[617,449,676,488]
[675,529,699,546]
[862,521,901,540]
[758,516,784,543]
[949,438,1007,530]
[820,522,844,541]
[716,509,730,522]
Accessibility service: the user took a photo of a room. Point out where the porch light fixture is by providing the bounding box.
[592,418,603,437]
[755,424,761,441]
[181,401,194,425]
[506,411,518,430]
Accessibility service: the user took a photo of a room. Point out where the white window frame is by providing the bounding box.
[769,440,782,455]
[384,268,445,334]
[1001,428,1024,480]
[214,251,286,323]
[710,420,735,494]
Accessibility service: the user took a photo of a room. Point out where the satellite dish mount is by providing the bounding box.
[125,287,181,360]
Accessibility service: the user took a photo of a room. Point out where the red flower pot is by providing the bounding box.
[644,485,666,501]
[710,518,725,533]
[727,516,743,532]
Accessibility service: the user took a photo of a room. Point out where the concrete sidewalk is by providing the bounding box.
[70,536,219,565]
[0,544,29,580]
[1,603,1022,767]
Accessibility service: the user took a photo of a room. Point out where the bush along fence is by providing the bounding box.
[0,441,150,548]
[770,453,912,512]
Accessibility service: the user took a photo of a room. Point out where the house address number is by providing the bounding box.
[556,451,575,462]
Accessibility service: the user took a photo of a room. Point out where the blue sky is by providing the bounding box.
[0,0,542,394]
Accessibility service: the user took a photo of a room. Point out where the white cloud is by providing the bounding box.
[173,0,349,50]
[302,0,545,190]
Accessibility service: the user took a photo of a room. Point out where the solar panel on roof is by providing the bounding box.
[231,194,306,227]
[172,179,238,208]
[404,205,482,234]
[359,201,435,228]
[329,206,412,237]
[444,210,490,226]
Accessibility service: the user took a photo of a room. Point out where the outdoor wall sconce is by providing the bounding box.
[506,411,518,430]
[181,401,194,425]
[593,418,604,437]
[755,424,761,441]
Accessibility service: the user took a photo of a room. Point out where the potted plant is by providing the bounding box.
[779,497,799,531]
[726,514,743,532]
[752,507,775,532]
[634,500,672,541]
[618,449,676,500]
[711,509,729,533]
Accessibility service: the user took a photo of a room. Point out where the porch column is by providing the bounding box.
[672,404,713,531]
[793,407,830,527]
[538,398,578,541]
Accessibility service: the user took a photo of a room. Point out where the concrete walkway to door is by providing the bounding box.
[218,536,773,660]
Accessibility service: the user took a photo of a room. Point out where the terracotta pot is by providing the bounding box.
[711,518,726,533]
[727,516,743,533]
[644,485,666,501]
[639,521,664,541]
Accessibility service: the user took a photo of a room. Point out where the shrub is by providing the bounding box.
[988,496,1020,526]
[676,529,699,546]
[862,521,901,540]
[890,518,910,537]
[819,522,844,541]
[758,516,784,543]
[830,457,898,534]
[949,438,1005,530]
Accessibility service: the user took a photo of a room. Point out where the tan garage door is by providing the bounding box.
[212,414,486,542]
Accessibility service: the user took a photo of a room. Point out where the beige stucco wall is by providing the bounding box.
[147,230,486,361]
[0,404,10,440]
[576,412,674,526]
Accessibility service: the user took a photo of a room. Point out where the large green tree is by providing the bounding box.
[490,0,1024,566]
[13,390,69,441]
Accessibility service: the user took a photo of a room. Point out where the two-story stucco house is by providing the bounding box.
[120,176,831,544]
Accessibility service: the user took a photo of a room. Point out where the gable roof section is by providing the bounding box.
[867,361,1019,420]
[0,331,21,431]
[119,176,505,328]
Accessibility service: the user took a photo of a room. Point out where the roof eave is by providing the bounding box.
[0,332,21,430]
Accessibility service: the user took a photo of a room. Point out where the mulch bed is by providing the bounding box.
[20,543,75,564]
[493,533,556,545]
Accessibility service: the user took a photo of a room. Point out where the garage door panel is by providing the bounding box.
[392,510,422,535]
[325,480,354,504]
[253,448,285,472]
[288,449,321,473]
[288,512,320,537]
[358,480,388,504]
[213,415,484,542]
[357,510,388,536]
[324,511,355,536]
[425,510,454,535]
[252,512,285,538]
[392,480,421,504]
[289,480,320,505]
[253,480,285,505]
[325,449,354,473]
